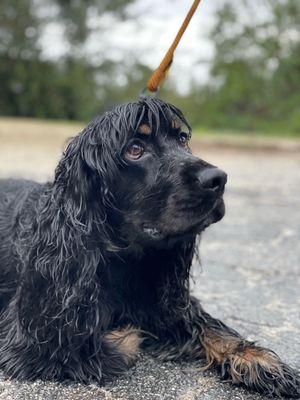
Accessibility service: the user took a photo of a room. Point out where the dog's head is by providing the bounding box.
[56,97,226,248]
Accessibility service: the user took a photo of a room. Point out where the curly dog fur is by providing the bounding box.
[0,97,299,397]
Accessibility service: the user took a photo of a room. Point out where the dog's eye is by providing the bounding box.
[178,132,190,147]
[125,142,144,160]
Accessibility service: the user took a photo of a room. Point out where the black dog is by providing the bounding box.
[0,98,299,398]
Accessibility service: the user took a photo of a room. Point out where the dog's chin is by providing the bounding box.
[209,198,225,224]
[141,199,225,243]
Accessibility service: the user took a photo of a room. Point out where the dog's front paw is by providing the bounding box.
[221,346,300,398]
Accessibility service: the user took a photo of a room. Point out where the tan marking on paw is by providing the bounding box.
[201,329,283,386]
[229,346,282,385]
[105,326,142,366]
[201,329,240,367]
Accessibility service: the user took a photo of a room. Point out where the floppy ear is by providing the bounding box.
[53,123,117,238]
[54,129,102,215]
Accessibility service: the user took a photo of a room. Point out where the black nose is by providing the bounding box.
[198,168,227,192]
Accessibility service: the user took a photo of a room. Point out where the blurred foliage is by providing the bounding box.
[188,0,300,134]
[0,0,299,135]
[0,0,136,119]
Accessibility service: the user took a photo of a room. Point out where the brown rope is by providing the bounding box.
[146,0,202,93]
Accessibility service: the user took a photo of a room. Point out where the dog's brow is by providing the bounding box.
[171,119,182,130]
[138,124,151,135]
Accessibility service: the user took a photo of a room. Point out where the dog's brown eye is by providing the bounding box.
[125,143,144,160]
[178,132,190,147]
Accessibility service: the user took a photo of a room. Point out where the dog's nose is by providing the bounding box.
[197,168,227,192]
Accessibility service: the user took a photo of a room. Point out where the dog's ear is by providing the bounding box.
[53,125,116,228]
[55,131,101,207]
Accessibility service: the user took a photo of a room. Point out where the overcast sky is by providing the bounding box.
[39,0,264,92]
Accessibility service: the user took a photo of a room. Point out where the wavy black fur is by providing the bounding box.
[0,97,299,397]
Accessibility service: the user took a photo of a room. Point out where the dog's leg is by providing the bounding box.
[0,298,142,383]
[151,298,300,398]
[0,324,141,382]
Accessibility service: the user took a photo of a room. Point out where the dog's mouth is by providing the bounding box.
[142,224,164,240]
[141,198,225,241]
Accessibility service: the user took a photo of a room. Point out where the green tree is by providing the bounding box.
[194,0,300,133]
[0,0,137,120]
